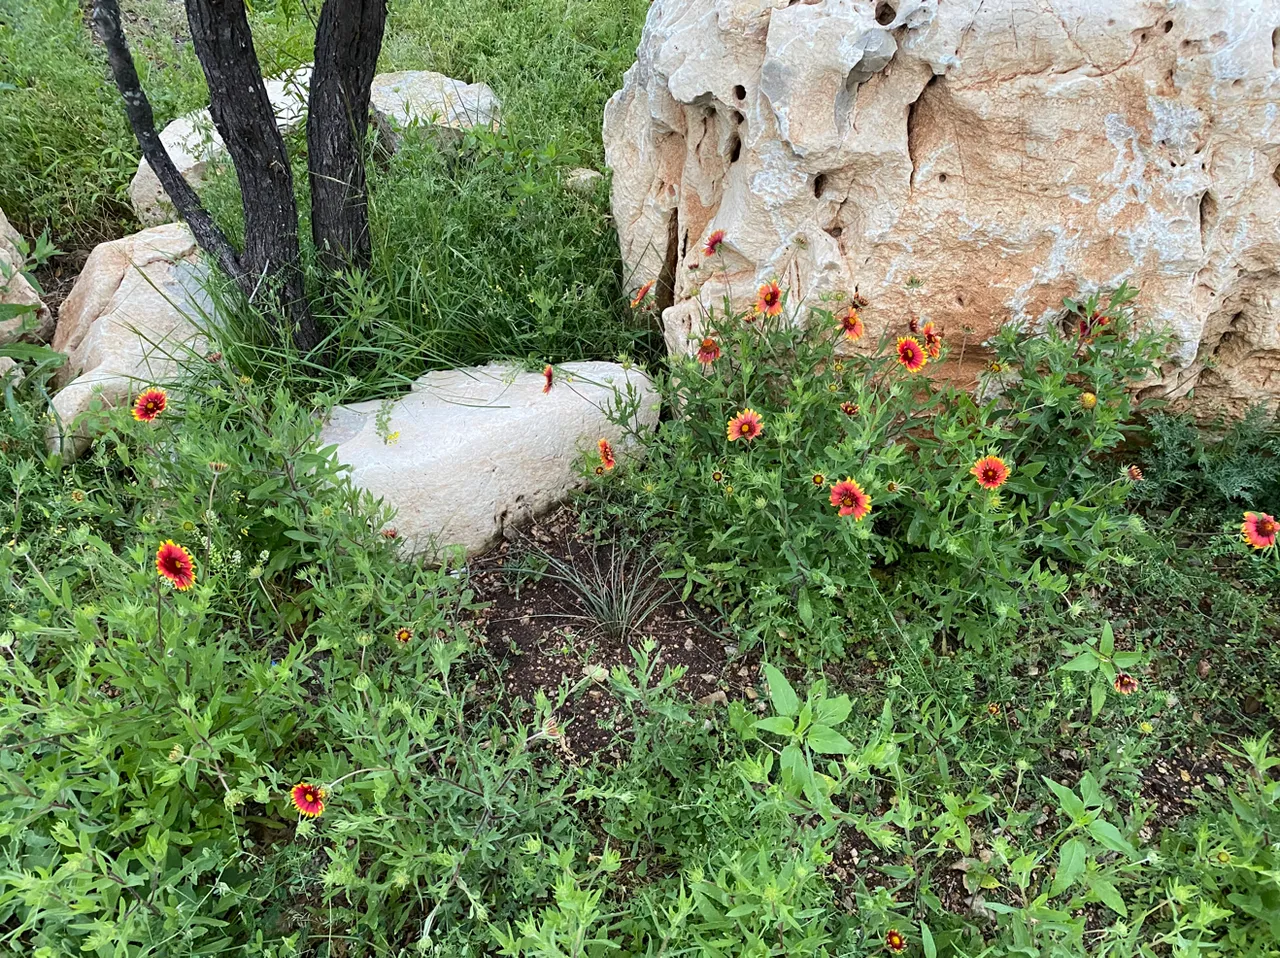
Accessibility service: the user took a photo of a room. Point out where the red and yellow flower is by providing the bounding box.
[839,401,859,417]
[829,477,872,520]
[971,455,1011,490]
[922,321,943,358]
[704,229,726,257]
[812,472,826,487]
[697,337,721,366]
[543,364,554,394]
[630,281,654,308]
[1124,464,1144,483]
[1113,673,1139,695]
[290,782,325,818]
[394,627,413,644]
[896,337,928,373]
[755,280,783,318]
[132,388,167,423]
[727,408,763,442]
[838,307,864,342]
[885,929,907,953]
[155,540,197,591]
[1242,511,1278,550]
[598,438,616,470]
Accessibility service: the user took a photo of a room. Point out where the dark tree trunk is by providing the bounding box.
[93,0,246,289]
[307,0,388,273]
[182,0,326,353]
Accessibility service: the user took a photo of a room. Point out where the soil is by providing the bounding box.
[34,249,92,322]
[465,507,763,759]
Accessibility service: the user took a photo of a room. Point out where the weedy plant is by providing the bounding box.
[600,276,1171,660]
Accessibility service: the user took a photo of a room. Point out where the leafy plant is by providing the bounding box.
[601,280,1169,659]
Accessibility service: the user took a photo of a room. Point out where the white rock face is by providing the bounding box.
[321,361,658,557]
[49,224,208,458]
[0,207,53,345]
[369,71,502,150]
[604,0,1280,414]
[129,66,313,227]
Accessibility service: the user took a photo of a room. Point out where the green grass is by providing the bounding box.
[1,0,654,379]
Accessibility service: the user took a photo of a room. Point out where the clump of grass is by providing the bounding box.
[518,543,670,643]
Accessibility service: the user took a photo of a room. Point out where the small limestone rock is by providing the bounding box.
[698,689,728,707]
[48,224,209,459]
[565,168,604,193]
[0,356,24,386]
[321,361,658,558]
[0,207,53,345]
[130,66,312,226]
[369,71,501,152]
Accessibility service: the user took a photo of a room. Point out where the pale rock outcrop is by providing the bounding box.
[0,207,53,344]
[565,167,605,193]
[49,224,208,458]
[369,71,502,150]
[604,0,1280,414]
[129,66,313,226]
[321,361,658,557]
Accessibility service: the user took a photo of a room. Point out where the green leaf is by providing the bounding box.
[1092,879,1127,916]
[814,693,852,727]
[1090,679,1106,719]
[762,663,799,717]
[1087,819,1136,858]
[1100,621,1114,657]
[754,716,795,737]
[805,725,853,754]
[1060,651,1099,672]
[920,922,937,958]
[1049,838,1086,897]
[797,587,813,627]
[1043,778,1087,822]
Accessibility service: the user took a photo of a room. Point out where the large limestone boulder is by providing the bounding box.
[0,207,53,345]
[49,224,208,458]
[369,71,502,150]
[604,0,1280,414]
[321,361,658,557]
[129,66,312,227]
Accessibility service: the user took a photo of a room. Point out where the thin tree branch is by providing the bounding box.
[91,0,247,289]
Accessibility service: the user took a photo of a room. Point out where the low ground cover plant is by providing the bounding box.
[596,276,1233,659]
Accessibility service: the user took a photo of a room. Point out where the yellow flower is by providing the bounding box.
[385,430,401,445]
[1079,391,1098,410]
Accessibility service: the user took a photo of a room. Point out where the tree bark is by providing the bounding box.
[182,0,326,353]
[307,0,388,273]
[92,0,246,289]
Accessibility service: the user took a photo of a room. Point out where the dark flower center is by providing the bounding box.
[1259,518,1277,536]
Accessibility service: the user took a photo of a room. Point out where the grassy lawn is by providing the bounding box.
[0,2,1278,957]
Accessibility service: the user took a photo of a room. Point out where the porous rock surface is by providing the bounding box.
[49,224,208,458]
[0,206,53,345]
[321,361,658,557]
[604,0,1280,413]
